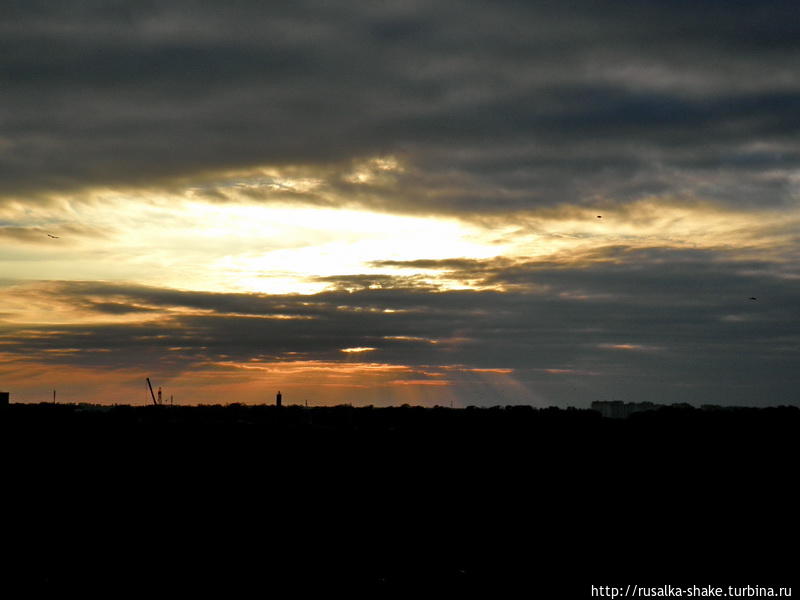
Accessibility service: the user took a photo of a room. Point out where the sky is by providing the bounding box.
[2,0,799,407]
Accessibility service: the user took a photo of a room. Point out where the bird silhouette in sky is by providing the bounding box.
[596,215,602,219]
[47,233,60,238]
[749,297,758,301]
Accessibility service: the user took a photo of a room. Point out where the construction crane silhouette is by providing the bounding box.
[146,377,159,405]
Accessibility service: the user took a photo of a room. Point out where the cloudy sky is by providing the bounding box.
[2,0,799,407]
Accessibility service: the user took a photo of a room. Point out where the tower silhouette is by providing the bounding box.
[276,390,282,407]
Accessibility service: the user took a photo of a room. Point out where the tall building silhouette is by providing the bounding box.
[276,391,282,407]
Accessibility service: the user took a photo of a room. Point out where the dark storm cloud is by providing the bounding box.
[3,0,800,211]
[4,244,799,405]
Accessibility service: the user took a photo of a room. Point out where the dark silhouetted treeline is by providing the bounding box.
[7,400,798,435]
[6,402,796,596]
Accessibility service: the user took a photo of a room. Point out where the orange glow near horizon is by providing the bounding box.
[2,157,797,408]
[0,352,525,407]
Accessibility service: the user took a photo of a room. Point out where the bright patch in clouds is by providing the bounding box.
[1,161,798,409]
[195,201,500,294]
[0,184,503,296]
[3,162,798,302]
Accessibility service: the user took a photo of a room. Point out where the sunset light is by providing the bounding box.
[2,1,798,409]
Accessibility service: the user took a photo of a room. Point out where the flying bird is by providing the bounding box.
[748,297,758,301]
[47,233,60,238]
[596,215,602,219]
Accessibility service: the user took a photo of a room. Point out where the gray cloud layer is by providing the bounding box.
[3,1,800,212]
[3,244,798,405]
[3,2,800,406]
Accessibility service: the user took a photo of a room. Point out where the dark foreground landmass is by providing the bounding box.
[5,402,797,597]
